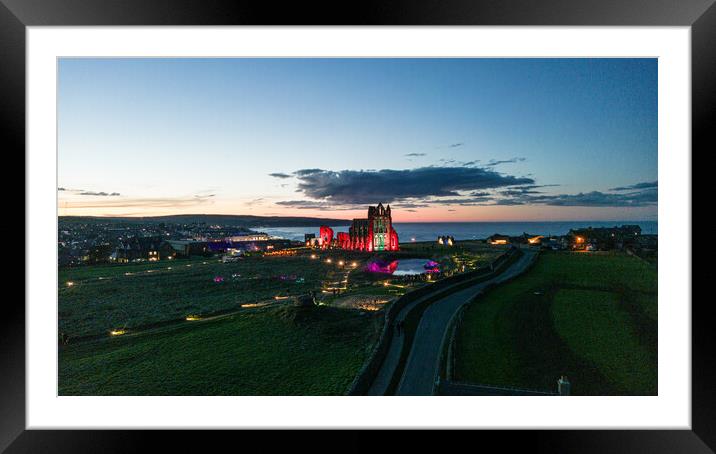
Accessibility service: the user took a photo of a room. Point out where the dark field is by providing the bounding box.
[454,251,657,395]
[59,254,339,338]
[58,242,500,395]
[59,244,500,339]
[59,305,381,395]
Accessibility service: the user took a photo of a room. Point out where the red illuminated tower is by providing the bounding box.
[345,203,399,252]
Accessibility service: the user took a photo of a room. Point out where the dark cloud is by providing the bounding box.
[393,202,430,209]
[269,172,292,179]
[62,194,215,209]
[448,143,464,148]
[404,153,426,157]
[500,189,543,196]
[427,196,493,206]
[610,181,658,191]
[79,191,121,197]
[274,200,357,210]
[294,168,324,177]
[291,167,535,205]
[498,188,657,207]
[485,157,526,167]
[436,158,479,167]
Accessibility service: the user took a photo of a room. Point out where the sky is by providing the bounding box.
[58,58,657,222]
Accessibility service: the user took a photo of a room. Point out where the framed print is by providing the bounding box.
[4,0,713,451]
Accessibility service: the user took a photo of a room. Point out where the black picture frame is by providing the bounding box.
[3,0,710,452]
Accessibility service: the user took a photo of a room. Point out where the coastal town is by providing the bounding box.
[59,210,657,268]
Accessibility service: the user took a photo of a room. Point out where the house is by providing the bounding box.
[111,237,175,262]
[568,225,642,251]
[487,234,510,245]
[540,237,563,250]
[166,240,209,258]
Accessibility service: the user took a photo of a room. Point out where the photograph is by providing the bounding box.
[56,57,658,397]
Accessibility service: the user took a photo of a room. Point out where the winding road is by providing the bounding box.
[367,248,537,396]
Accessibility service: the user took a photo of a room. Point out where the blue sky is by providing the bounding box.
[58,58,657,221]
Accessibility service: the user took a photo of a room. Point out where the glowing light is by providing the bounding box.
[323,204,399,252]
[338,260,344,266]
[186,315,201,321]
[274,295,290,300]
[326,258,332,263]
[351,262,358,267]
[310,254,317,259]
[110,329,126,336]
[66,281,74,287]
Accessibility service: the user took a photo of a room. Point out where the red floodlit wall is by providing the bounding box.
[319,225,334,249]
[315,205,400,252]
[390,227,399,251]
[337,232,350,249]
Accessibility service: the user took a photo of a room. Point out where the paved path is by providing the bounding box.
[366,281,442,395]
[392,249,537,395]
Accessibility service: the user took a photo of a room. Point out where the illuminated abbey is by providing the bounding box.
[317,203,399,252]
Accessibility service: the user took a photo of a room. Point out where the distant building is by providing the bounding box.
[226,233,270,242]
[488,234,510,245]
[540,237,564,250]
[112,237,175,262]
[346,203,399,251]
[166,240,209,258]
[437,235,455,246]
[568,225,642,251]
[315,203,399,252]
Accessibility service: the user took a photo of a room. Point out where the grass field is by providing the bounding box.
[58,242,500,395]
[453,251,657,395]
[59,244,500,339]
[59,305,381,395]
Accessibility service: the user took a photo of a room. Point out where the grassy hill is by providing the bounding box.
[454,251,657,395]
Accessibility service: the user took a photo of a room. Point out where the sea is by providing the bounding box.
[258,221,658,242]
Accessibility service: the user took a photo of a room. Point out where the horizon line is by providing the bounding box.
[57,213,657,223]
